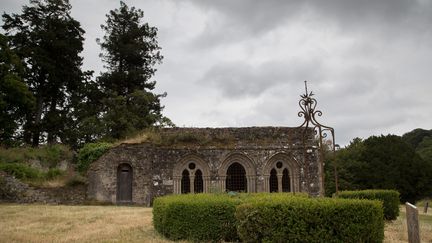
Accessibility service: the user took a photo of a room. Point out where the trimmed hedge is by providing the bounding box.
[337,189,400,220]
[153,193,384,242]
[153,193,240,241]
[236,197,384,243]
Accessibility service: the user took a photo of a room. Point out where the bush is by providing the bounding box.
[0,162,42,179]
[337,189,400,220]
[236,197,384,243]
[153,194,241,242]
[153,193,311,242]
[77,142,113,173]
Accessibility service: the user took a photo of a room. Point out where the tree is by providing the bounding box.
[97,1,171,139]
[2,0,86,146]
[0,33,34,146]
[325,135,432,202]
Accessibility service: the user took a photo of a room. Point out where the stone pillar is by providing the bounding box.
[203,176,210,193]
[263,175,269,192]
[219,176,226,192]
[247,175,256,193]
[277,174,283,192]
[190,175,195,194]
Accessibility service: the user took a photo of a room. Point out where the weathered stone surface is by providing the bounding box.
[0,171,85,204]
[87,127,320,206]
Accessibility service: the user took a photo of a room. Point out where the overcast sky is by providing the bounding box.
[2,0,432,146]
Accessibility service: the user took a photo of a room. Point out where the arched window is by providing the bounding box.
[269,168,278,193]
[173,156,210,194]
[117,163,132,203]
[282,168,291,192]
[181,169,190,194]
[194,170,203,193]
[226,162,247,192]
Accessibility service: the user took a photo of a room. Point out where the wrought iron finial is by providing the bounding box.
[297,81,336,197]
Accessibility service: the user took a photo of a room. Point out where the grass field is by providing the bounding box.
[0,204,431,242]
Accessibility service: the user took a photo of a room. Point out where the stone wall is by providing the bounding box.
[87,127,320,206]
[0,171,86,204]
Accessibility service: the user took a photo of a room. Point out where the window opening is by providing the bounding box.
[269,168,278,192]
[194,169,203,193]
[282,168,290,192]
[226,162,247,192]
[181,169,190,194]
[276,161,283,169]
[188,162,196,170]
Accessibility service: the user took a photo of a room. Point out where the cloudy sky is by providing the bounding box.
[2,0,432,146]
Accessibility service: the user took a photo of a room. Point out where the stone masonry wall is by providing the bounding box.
[87,127,320,206]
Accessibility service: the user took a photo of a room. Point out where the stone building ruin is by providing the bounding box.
[87,127,321,206]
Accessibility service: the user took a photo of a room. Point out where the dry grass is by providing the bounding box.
[0,204,184,243]
[384,206,432,243]
[1,204,431,242]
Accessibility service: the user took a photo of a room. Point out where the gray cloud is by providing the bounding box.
[1,0,431,146]
[200,58,323,98]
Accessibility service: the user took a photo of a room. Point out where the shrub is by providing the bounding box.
[153,194,241,242]
[77,142,113,173]
[236,197,384,243]
[337,189,400,220]
[153,193,309,242]
[0,162,42,179]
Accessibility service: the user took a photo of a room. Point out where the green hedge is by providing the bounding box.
[153,193,384,242]
[153,193,240,241]
[236,197,384,243]
[337,189,400,220]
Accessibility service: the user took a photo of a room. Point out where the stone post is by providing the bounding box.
[406,202,420,243]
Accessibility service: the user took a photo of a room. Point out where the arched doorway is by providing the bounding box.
[226,162,247,192]
[117,163,132,203]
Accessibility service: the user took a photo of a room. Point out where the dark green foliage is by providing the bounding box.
[153,194,241,242]
[0,33,35,146]
[152,193,382,243]
[402,128,432,149]
[77,142,113,173]
[325,135,432,202]
[236,197,384,243]
[2,0,87,146]
[96,1,171,140]
[337,189,400,220]
[0,162,42,179]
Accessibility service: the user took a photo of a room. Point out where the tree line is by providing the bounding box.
[325,129,432,202]
[0,0,171,148]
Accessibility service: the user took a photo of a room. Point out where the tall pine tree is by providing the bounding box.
[97,1,171,139]
[0,33,35,146]
[2,0,86,146]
